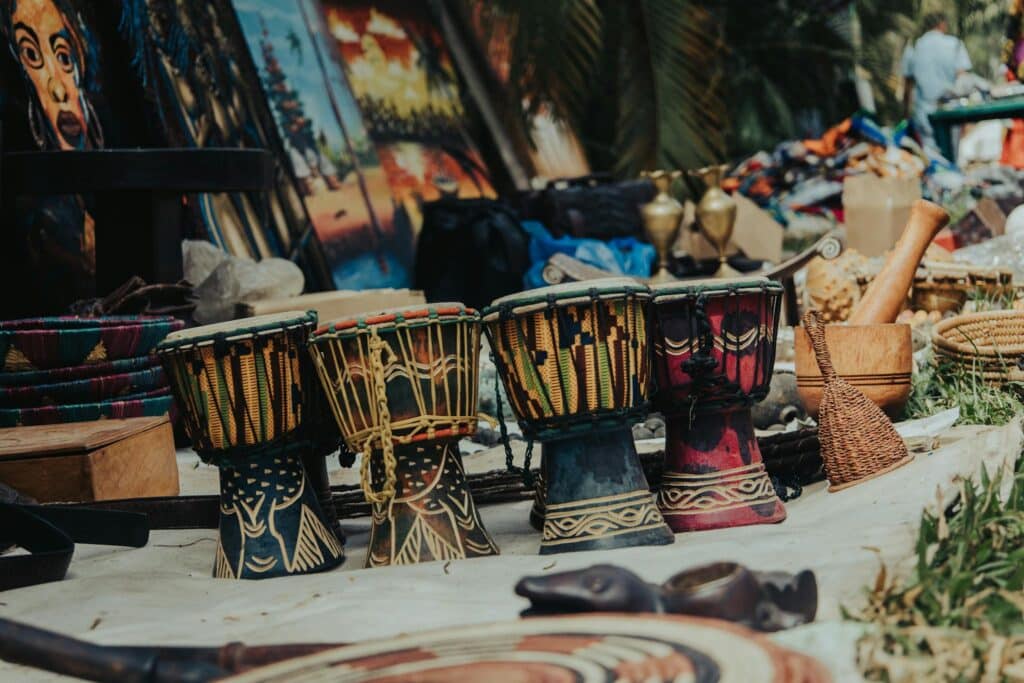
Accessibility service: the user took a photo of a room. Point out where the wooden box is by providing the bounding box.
[0,416,180,503]
[236,289,425,326]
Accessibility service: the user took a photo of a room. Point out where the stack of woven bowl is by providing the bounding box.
[932,310,1024,385]
[0,317,185,427]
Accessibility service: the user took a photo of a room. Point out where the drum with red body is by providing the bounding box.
[651,277,786,532]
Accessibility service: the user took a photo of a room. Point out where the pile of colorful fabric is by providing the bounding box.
[723,111,1024,252]
[0,317,183,427]
[724,113,939,225]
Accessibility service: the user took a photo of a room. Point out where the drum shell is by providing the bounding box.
[484,293,651,433]
[653,285,781,411]
[158,323,313,452]
[310,312,481,451]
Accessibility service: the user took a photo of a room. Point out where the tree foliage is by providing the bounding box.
[472,0,1004,176]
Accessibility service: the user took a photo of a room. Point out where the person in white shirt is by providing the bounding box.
[901,12,972,153]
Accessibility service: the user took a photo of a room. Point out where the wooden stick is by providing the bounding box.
[849,200,950,325]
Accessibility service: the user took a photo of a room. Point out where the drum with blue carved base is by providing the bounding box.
[483,278,673,554]
[157,311,344,579]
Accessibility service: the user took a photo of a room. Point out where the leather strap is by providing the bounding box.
[58,496,220,529]
[0,504,150,591]
[0,504,74,591]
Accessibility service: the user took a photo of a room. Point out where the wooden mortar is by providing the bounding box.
[794,200,944,417]
[848,199,950,325]
[794,323,913,419]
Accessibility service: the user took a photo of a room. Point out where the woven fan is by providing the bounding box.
[801,310,912,491]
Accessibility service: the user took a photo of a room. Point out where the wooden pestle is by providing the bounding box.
[848,199,950,325]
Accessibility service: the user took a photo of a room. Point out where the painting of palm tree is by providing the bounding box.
[232,0,414,289]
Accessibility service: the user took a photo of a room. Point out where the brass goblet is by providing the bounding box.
[691,164,740,279]
[641,170,684,283]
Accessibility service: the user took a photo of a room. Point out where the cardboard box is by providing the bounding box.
[0,416,180,503]
[682,196,783,263]
[842,175,921,257]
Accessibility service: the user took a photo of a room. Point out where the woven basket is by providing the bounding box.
[801,311,912,491]
[0,317,183,372]
[0,390,173,428]
[932,311,1024,386]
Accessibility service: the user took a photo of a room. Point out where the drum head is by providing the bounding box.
[651,276,781,302]
[314,303,475,337]
[220,614,828,683]
[482,277,648,321]
[160,311,314,347]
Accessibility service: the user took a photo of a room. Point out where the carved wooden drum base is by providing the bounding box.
[214,449,345,580]
[366,441,499,568]
[659,407,786,533]
[540,426,673,555]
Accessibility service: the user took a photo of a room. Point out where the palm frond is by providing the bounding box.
[481,0,604,126]
[619,0,725,173]
[718,0,855,154]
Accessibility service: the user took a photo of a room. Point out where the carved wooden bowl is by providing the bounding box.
[794,323,912,419]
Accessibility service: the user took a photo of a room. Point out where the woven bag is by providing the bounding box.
[801,311,912,491]
[932,311,1024,386]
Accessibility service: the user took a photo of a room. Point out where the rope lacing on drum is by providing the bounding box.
[680,291,723,397]
[176,324,314,467]
[488,303,536,490]
[660,281,780,418]
[493,350,535,489]
[359,329,398,505]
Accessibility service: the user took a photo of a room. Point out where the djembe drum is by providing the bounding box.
[309,304,499,568]
[157,312,345,579]
[651,277,786,532]
[484,279,674,554]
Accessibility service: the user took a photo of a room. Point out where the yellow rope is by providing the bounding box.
[359,331,398,505]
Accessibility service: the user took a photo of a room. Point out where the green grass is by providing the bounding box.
[852,456,1024,681]
[853,300,1024,679]
[964,284,1017,313]
[904,353,1023,428]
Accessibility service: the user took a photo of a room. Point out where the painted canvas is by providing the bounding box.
[232,0,413,289]
[319,0,496,233]
[0,0,106,315]
[116,0,313,267]
[466,4,589,181]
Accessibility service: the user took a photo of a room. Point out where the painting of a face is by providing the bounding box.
[11,0,87,149]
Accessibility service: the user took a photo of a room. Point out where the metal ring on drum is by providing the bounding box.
[483,278,674,554]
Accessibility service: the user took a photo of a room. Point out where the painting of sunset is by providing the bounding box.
[320,1,496,233]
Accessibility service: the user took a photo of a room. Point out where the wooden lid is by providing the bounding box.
[0,416,170,460]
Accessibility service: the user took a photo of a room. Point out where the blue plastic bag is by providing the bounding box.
[520,221,655,289]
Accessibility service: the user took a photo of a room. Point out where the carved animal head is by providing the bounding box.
[752,569,818,631]
[515,564,661,616]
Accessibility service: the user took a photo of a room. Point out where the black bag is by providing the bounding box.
[415,198,530,310]
[518,174,657,239]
